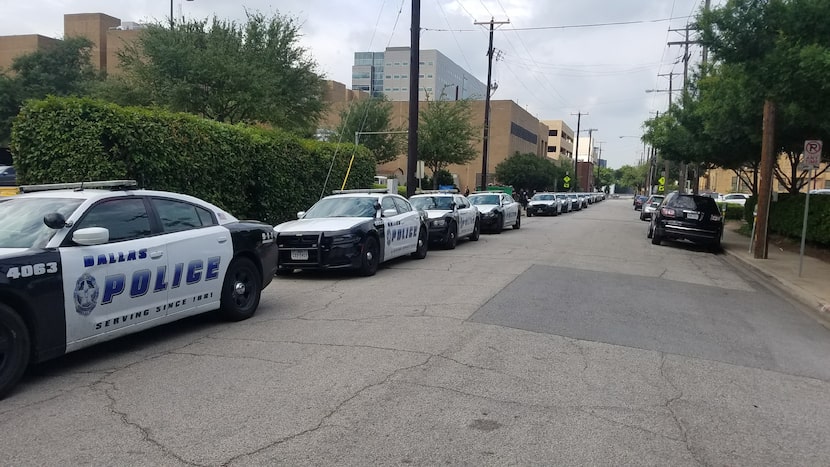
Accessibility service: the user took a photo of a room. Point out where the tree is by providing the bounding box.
[418,94,479,188]
[0,37,96,145]
[615,164,649,193]
[115,12,325,134]
[594,166,615,191]
[330,96,403,164]
[495,152,564,191]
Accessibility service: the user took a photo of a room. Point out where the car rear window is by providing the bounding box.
[669,195,719,212]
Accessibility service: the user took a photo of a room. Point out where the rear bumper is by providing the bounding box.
[658,223,721,242]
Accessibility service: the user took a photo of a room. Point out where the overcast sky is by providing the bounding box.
[1,0,718,169]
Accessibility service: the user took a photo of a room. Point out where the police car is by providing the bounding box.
[273,189,428,276]
[0,180,278,398]
[526,192,562,217]
[409,191,480,249]
[467,191,521,233]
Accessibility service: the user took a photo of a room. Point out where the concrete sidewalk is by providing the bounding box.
[722,222,830,325]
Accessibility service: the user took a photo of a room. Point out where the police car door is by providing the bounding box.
[150,197,232,319]
[380,196,415,260]
[502,194,518,226]
[392,196,420,255]
[60,197,169,351]
[454,195,475,237]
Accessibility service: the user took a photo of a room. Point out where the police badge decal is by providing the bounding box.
[74,273,99,316]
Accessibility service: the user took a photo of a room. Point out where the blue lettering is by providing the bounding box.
[108,253,117,264]
[102,274,126,304]
[172,263,184,288]
[186,260,203,284]
[205,257,220,281]
[138,249,147,260]
[130,269,151,297]
[127,251,137,261]
[97,254,108,266]
[118,252,125,263]
[84,256,94,267]
[153,266,168,293]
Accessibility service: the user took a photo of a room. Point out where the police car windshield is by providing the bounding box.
[0,197,83,248]
[469,195,499,205]
[532,194,554,201]
[304,197,378,218]
[410,196,453,210]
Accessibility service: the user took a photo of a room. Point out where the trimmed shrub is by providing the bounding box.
[768,193,830,246]
[10,97,373,224]
[717,202,745,220]
[744,196,757,224]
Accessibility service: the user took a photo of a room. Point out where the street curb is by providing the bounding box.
[722,246,830,327]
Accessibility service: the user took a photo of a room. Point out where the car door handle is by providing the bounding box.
[149,250,164,259]
[217,236,228,244]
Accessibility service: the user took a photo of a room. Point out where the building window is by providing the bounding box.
[419,74,424,78]
[547,146,557,152]
[548,129,558,136]
[392,88,400,91]
[427,74,433,78]
[825,180,830,189]
[510,122,538,145]
[401,74,407,79]
[385,75,391,79]
[428,61,434,65]
[402,87,407,91]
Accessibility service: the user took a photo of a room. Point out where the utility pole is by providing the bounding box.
[571,111,586,192]
[474,17,510,190]
[405,0,420,197]
[692,0,712,195]
[669,25,695,193]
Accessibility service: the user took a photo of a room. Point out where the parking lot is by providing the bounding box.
[3,197,830,466]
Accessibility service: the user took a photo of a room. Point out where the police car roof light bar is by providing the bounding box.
[19,180,138,193]
[332,188,389,194]
[416,189,458,194]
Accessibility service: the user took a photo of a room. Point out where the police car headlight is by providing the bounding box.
[482,211,496,218]
[431,219,446,227]
[331,233,358,244]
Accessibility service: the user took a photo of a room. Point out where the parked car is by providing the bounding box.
[527,192,561,217]
[273,190,428,276]
[0,180,278,398]
[639,195,665,221]
[556,194,573,213]
[649,192,724,251]
[566,193,582,211]
[467,191,521,233]
[633,195,648,210]
[409,192,480,249]
[0,166,16,186]
[720,193,750,206]
[809,189,830,195]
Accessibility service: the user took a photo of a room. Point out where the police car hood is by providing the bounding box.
[529,200,556,206]
[0,248,29,257]
[275,217,370,233]
[474,204,498,214]
[424,209,451,219]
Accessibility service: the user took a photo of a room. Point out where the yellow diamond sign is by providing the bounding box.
[658,176,666,185]
[563,176,571,183]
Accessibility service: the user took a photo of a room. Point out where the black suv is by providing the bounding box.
[648,192,723,250]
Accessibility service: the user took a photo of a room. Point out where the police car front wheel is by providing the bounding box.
[0,304,31,399]
[220,258,262,321]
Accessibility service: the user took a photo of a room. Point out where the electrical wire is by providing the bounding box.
[422,15,696,32]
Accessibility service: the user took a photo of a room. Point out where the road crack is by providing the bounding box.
[660,353,706,466]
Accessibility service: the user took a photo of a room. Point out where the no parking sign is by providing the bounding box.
[803,140,822,169]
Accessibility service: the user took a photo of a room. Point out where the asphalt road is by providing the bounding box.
[3,198,830,466]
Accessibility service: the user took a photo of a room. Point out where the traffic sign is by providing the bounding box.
[563,183,570,189]
[657,176,665,185]
[563,175,571,183]
[804,140,822,168]
[657,185,665,193]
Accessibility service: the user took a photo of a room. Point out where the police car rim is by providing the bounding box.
[231,271,254,307]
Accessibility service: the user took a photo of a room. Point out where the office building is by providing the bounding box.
[352,47,486,101]
[541,120,574,161]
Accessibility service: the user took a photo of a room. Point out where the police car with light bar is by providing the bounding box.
[0,180,278,398]
[409,191,480,248]
[273,189,429,276]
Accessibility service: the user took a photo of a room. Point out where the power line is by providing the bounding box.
[422,15,695,32]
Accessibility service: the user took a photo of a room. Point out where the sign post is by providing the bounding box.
[657,176,666,193]
[563,175,571,190]
[799,140,822,276]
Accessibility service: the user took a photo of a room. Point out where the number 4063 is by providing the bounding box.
[6,262,58,279]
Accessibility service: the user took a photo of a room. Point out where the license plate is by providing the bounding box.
[686,212,700,220]
[290,249,309,260]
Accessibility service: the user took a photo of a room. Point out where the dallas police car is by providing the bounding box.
[409,191,480,249]
[0,180,278,398]
[273,189,428,276]
[467,191,521,233]
[526,192,562,217]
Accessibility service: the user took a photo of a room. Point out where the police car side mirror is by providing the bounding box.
[73,227,110,246]
[297,211,306,219]
[43,212,67,229]
[382,208,397,217]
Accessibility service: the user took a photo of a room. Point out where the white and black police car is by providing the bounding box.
[273,189,428,276]
[467,191,521,233]
[0,180,278,398]
[409,191,480,249]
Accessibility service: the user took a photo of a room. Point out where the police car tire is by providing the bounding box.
[494,214,503,234]
[0,304,30,399]
[411,227,428,259]
[527,210,532,217]
[470,220,480,241]
[445,223,457,250]
[219,258,261,321]
[358,236,379,276]
[513,212,521,229]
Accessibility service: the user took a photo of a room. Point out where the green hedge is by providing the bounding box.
[768,193,830,246]
[717,202,745,220]
[10,97,374,224]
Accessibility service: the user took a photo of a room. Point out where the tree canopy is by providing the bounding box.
[330,96,403,164]
[495,152,565,191]
[418,94,479,186]
[112,12,325,135]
